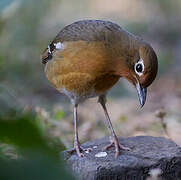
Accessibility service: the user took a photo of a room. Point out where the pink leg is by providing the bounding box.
[98,95,130,158]
[68,104,91,157]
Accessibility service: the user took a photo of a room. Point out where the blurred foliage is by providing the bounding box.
[0,0,57,108]
[0,112,50,151]
[158,52,173,75]
[0,98,75,180]
[126,23,149,36]
[54,109,65,120]
[0,0,13,12]
[157,0,181,16]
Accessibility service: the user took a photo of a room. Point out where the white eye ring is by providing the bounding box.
[134,59,144,76]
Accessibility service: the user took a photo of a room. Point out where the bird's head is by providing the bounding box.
[118,43,158,107]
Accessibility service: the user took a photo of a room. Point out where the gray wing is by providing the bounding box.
[53,20,122,42]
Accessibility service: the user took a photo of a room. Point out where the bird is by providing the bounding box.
[41,20,158,158]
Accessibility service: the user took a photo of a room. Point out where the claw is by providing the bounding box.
[67,146,92,157]
[104,137,130,158]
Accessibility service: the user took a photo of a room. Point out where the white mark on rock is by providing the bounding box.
[85,148,92,153]
[54,42,64,50]
[95,152,107,158]
[93,146,97,149]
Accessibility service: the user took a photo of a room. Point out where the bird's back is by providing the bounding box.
[54,20,123,42]
[43,20,139,59]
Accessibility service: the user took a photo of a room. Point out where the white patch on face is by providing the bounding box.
[54,42,64,50]
[134,58,144,77]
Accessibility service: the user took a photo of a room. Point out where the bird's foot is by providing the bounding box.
[104,136,131,158]
[67,144,92,157]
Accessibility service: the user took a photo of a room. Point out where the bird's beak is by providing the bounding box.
[136,83,147,108]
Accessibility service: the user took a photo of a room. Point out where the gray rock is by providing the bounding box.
[63,136,181,180]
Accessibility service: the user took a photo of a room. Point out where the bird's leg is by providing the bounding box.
[73,104,84,157]
[98,95,130,157]
[68,104,92,157]
[68,104,84,157]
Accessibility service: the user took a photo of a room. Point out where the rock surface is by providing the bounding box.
[63,136,181,180]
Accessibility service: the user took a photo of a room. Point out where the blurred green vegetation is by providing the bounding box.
[0,99,75,180]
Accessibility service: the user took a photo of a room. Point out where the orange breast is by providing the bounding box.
[45,40,120,96]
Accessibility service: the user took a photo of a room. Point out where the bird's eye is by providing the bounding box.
[134,60,144,76]
[136,64,143,73]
